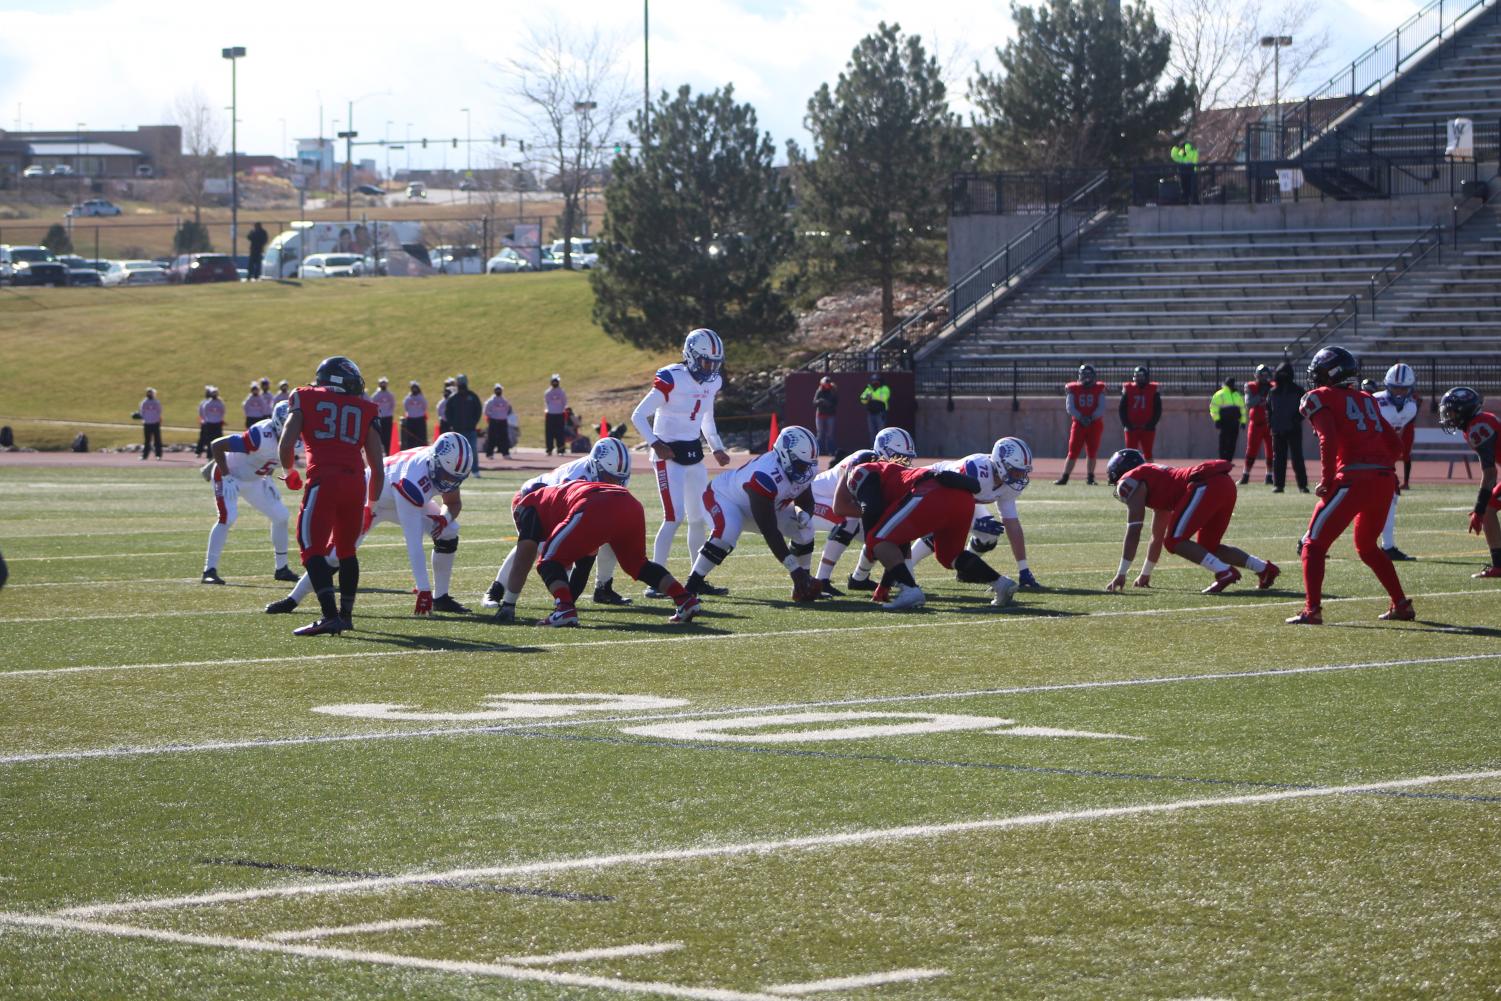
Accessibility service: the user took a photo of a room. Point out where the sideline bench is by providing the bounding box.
[1413,427,1474,478]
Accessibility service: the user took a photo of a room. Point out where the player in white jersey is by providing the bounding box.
[631,328,730,596]
[907,437,1041,589]
[1375,363,1420,561]
[201,401,296,585]
[266,432,472,616]
[683,426,820,597]
[808,427,921,595]
[481,438,635,608]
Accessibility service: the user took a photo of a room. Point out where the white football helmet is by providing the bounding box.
[990,436,1033,492]
[269,400,291,441]
[429,432,473,491]
[1385,363,1416,391]
[683,328,724,384]
[772,425,818,485]
[873,427,916,465]
[588,436,632,484]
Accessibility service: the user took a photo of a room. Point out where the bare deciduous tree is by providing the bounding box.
[168,89,223,224]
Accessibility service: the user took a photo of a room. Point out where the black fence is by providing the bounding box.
[1247,119,1501,163]
[1131,156,1485,207]
[949,171,1103,216]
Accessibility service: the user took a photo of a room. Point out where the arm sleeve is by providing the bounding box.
[996,493,1019,520]
[701,396,725,453]
[1148,392,1163,430]
[630,387,666,445]
[1065,388,1083,421]
[1118,392,1130,427]
[933,470,981,493]
[394,492,432,592]
[854,473,886,537]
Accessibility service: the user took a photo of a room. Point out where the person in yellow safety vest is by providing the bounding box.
[1210,378,1247,462]
[860,373,892,439]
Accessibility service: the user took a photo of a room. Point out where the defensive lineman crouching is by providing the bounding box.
[201,400,298,585]
[811,427,919,595]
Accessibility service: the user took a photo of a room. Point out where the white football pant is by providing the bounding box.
[652,458,710,572]
[205,474,289,572]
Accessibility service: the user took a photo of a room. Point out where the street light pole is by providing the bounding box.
[1260,35,1293,156]
[221,47,246,263]
[643,0,650,147]
[460,107,471,203]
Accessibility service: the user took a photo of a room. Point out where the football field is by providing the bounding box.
[2,462,1499,999]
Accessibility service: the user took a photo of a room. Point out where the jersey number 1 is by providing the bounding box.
[689,399,702,421]
[314,401,364,444]
[1344,395,1383,433]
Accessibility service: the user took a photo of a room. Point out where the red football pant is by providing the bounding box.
[868,484,975,569]
[1164,474,1236,553]
[296,474,366,562]
[1123,429,1156,460]
[538,490,649,579]
[1245,419,1273,467]
[1300,470,1404,608]
[1067,419,1104,460]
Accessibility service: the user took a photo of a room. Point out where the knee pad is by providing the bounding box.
[699,541,733,566]
[638,560,669,591]
[537,559,570,592]
[790,539,815,558]
[829,523,857,546]
[432,535,458,555]
[953,550,1001,584]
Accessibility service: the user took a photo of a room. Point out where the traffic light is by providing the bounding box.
[519,140,526,153]
[500,134,507,147]
[452,138,458,148]
[422,137,428,149]
[613,142,621,155]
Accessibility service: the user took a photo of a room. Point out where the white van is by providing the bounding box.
[262,221,432,279]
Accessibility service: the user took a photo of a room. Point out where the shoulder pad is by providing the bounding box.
[747,470,779,498]
[1468,421,1496,448]
[397,478,426,506]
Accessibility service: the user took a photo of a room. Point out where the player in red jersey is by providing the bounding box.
[1242,364,1274,485]
[1104,450,1279,594]
[1437,386,1501,578]
[277,355,385,636]
[1118,365,1162,460]
[834,459,1019,610]
[495,478,700,627]
[1055,364,1108,485]
[1287,346,1412,624]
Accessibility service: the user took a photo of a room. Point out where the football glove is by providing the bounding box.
[414,589,433,615]
[362,505,375,536]
[283,469,303,491]
[1469,510,1486,535]
[429,514,450,540]
[970,516,1004,553]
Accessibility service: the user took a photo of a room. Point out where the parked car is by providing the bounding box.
[458,178,476,191]
[57,255,104,286]
[485,247,532,273]
[167,253,239,284]
[430,244,485,274]
[548,238,598,269]
[50,164,73,177]
[65,198,123,218]
[0,246,68,286]
[21,165,46,179]
[300,253,366,279]
[405,181,427,199]
[535,248,563,271]
[102,260,169,286]
[354,184,386,196]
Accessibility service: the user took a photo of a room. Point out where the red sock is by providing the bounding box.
[1301,548,1325,609]
[1360,547,1407,603]
[548,581,574,609]
[665,581,687,603]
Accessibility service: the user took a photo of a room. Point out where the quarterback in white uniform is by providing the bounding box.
[684,426,820,597]
[482,438,635,608]
[809,427,920,595]
[908,437,1042,589]
[201,401,296,585]
[1374,363,1420,561]
[631,328,730,595]
[267,433,472,616]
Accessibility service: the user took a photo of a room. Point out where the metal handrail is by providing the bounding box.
[1369,223,1444,314]
[1283,293,1360,360]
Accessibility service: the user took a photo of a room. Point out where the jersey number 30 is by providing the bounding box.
[1344,395,1383,433]
[313,401,365,444]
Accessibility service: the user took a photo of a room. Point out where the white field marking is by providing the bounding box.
[765,968,948,995]
[619,712,1137,744]
[1,536,521,563]
[264,918,438,941]
[4,587,1492,682]
[313,694,691,722]
[5,650,1501,768]
[503,941,685,965]
[0,914,782,1001]
[53,768,1501,919]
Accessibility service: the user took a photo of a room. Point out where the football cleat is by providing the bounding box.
[696,581,730,597]
[340,617,355,632]
[1086,475,1097,486]
[642,587,669,599]
[264,597,298,614]
[274,566,299,582]
[1053,475,1069,485]
[882,587,926,611]
[1256,561,1281,590]
[201,568,225,585]
[846,574,877,592]
[293,617,345,637]
[1239,473,1250,485]
[1473,566,1501,579]
[493,604,516,624]
[591,583,632,605]
[432,594,470,614]
[1018,568,1043,590]
[1285,607,1323,625]
[538,607,579,628]
[1202,567,1242,594]
[669,595,702,624]
[818,579,844,597]
[991,577,1019,608]
[1264,474,1274,485]
[482,580,505,608]
[200,461,215,481]
[1378,598,1416,621]
[1384,547,1414,562]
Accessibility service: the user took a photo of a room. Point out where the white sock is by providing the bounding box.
[908,538,934,566]
[1200,553,1231,574]
[1016,558,1030,572]
[852,553,874,581]
[1383,495,1399,549]
[687,518,707,571]
[1245,555,1267,573]
[596,545,618,587]
[690,551,716,579]
[816,538,848,581]
[433,549,455,597]
[495,547,516,588]
[205,523,230,570]
[271,521,289,569]
[289,569,314,603]
[653,520,678,567]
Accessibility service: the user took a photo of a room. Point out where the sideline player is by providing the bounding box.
[493,479,701,627]
[201,401,297,585]
[1437,386,1501,578]
[277,356,384,636]
[908,437,1042,590]
[1375,364,1420,560]
[1055,364,1107,485]
[1119,366,1161,461]
[268,432,473,617]
[812,427,918,594]
[683,426,822,598]
[482,437,636,608]
[631,328,730,595]
[1103,449,1279,594]
[1242,364,1274,485]
[1287,346,1412,624]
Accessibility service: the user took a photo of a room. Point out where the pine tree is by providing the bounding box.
[792,23,970,334]
[970,0,1191,170]
[591,85,793,351]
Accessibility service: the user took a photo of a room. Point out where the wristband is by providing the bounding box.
[1140,559,1155,577]
[783,554,802,573]
[1117,558,1132,578]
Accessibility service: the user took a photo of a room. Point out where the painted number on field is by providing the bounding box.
[621,711,1139,742]
[310,693,689,722]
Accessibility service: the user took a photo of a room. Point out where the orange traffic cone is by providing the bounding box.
[599,418,609,439]
[389,415,400,455]
[768,412,779,447]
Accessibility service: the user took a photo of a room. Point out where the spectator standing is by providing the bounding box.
[484,384,513,458]
[544,374,568,455]
[196,386,225,456]
[401,381,428,448]
[247,222,269,281]
[371,377,397,449]
[243,382,268,428]
[1210,377,1245,462]
[274,380,291,405]
[859,374,891,439]
[813,376,839,456]
[446,373,483,476]
[1055,364,1108,485]
[1267,361,1310,493]
[138,387,163,460]
[437,379,455,434]
[1242,364,1275,485]
[1118,365,1162,460]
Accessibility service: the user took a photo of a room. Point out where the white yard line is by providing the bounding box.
[504,941,685,965]
[765,968,948,995]
[264,918,438,941]
[2,537,521,563]
[0,913,781,1001]
[52,768,1501,918]
[4,650,1499,767]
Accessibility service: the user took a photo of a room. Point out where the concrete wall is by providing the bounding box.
[947,214,1050,283]
[1128,195,1463,234]
[916,395,1318,460]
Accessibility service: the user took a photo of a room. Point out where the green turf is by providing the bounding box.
[1,465,1499,999]
[0,274,672,449]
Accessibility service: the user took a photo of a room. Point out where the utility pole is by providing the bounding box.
[221,46,246,262]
